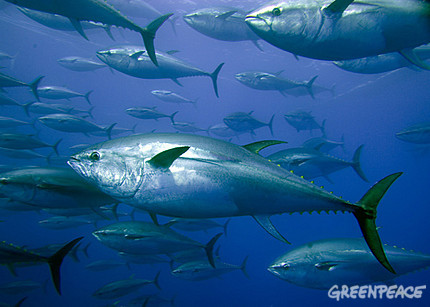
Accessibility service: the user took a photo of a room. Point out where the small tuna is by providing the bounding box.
[0,237,83,294]
[172,256,249,281]
[92,221,222,267]
[334,45,430,74]
[267,145,368,182]
[235,71,317,98]
[268,238,430,289]
[38,114,116,139]
[284,110,325,134]
[37,86,93,104]
[96,45,224,97]
[223,112,275,136]
[0,72,43,101]
[395,122,430,144]
[57,56,107,72]
[0,133,61,155]
[126,107,177,122]
[92,273,160,300]
[151,90,197,105]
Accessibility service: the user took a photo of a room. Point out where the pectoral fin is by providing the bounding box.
[68,18,88,40]
[315,261,339,271]
[148,146,190,169]
[324,0,354,14]
[399,48,430,71]
[253,215,290,244]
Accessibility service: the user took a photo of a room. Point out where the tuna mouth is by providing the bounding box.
[245,15,271,33]
[267,266,280,276]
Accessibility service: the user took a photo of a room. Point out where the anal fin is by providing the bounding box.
[253,215,290,244]
[68,18,88,40]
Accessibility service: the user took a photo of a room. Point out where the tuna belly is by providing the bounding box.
[131,168,240,218]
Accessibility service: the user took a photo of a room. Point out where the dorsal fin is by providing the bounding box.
[130,51,145,60]
[216,10,237,20]
[243,140,286,154]
[166,50,180,55]
[324,0,354,14]
[148,146,190,169]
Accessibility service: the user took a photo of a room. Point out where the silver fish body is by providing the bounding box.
[96,45,224,97]
[68,133,402,273]
[268,238,430,289]
[245,0,430,61]
[395,122,430,144]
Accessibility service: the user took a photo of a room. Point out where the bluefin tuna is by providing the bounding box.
[172,121,208,134]
[126,107,177,122]
[0,72,43,101]
[395,122,430,144]
[235,71,317,98]
[171,256,249,281]
[284,110,325,134]
[0,280,41,295]
[23,102,93,118]
[267,145,368,182]
[151,90,197,105]
[166,218,230,234]
[223,112,275,136]
[334,45,430,74]
[184,7,262,50]
[17,7,115,40]
[38,114,116,139]
[92,273,160,299]
[0,167,116,209]
[5,0,173,66]
[0,133,61,155]
[92,221,222,267]
[96,45,224,97]
[57,56,107,72]
[0,237,82,294]
[268,238,430,289]
[245,0,430,67]
[302,136,344,152]
[68,133,403,273]
[0,117,33,129]
[0,93,22,107]
[37,86,93,105]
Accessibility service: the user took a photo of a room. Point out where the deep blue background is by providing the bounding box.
[0,0,429,306]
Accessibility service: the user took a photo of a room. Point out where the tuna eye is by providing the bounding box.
[272,7,282,16]
[282,263,290,269]
[89,152,100,161]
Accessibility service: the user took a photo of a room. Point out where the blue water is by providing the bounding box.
[0,0,429,306]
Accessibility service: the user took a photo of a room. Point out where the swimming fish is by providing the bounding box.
[96,45,224,97]
[68,133,402,273]
[0,237,83,294]
[5,0,172,65]
[184,7,262,50]
[245,0,430,68]
[268,238,430,289]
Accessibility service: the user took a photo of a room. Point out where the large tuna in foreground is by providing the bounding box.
[268,238,430,289]
[245,0,430,62]
[68,133,402,273]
